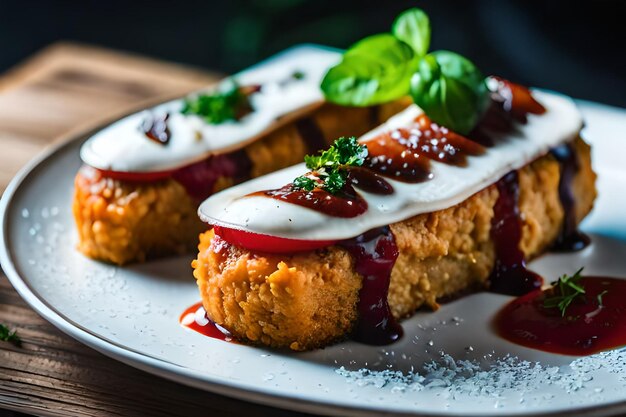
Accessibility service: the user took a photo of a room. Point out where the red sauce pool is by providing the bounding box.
[494,277,626,356]
[179,302,233,342]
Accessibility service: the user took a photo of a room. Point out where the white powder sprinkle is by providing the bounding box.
[337,348,626,403]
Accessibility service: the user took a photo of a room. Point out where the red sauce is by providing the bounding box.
[179,302,234,342]
[253,183,368,218]
[550,143,591,252]
[364,114,484,183]
[489,171,543,295]
[171,149,252,201]
[470,77,547,147]
[186,78,556,347]
[492,76,546,121]
[348,167,394,195]
[141,113,171,145]
[494,277,626,356]
[340,227,403,345]
[90,147,252,202]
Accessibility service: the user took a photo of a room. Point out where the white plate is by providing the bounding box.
[1,98,626,416]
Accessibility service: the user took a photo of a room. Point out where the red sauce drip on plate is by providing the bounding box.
[179,302,234,342]
[253,183,368,218]
[489,171,543,295]
[550,143,591,252]
[340,226,403,345]
[494,277,626,355]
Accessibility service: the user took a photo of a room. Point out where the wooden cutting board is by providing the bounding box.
[0,42,311,417]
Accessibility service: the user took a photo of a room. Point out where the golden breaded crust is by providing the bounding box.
[192,137,596,350]
[73,167,204,265]
[74,99,410,264]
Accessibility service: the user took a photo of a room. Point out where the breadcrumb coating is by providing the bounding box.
[192,137,596,350]
[73,99,410,264]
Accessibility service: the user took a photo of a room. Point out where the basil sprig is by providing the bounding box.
[321,7,488,134]
[321,34,418,107]
[410,51,489,134]
[392,8,431,58]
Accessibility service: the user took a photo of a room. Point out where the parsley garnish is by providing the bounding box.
[543,267,587,317]
[0,324,21,347]
[293,137,368,194]
[181,80,254,124]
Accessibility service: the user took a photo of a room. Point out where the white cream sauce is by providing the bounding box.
[80,46,341,172]
[198,91,583,241]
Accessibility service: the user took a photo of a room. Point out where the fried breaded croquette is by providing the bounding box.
[192,137,595,350]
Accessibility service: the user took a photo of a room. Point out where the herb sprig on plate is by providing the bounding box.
[293,137,367,194]
[0,323,21,347]
[321,8,488,134]
[543,267,588,317]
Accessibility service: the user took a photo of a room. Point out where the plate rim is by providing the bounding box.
[1,103,626,417]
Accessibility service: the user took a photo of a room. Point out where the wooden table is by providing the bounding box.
[0,43,313,417]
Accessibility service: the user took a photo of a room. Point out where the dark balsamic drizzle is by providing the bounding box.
[295,117,328,154]
[348,167,394,195]
[253,183,368,218]
[340,227,403,345]
[239,78,570,345]
[365,114,485,183]
[488,171,543,295]
[550,143,591,251]
[141,113,170,145]
[469,77,547,147]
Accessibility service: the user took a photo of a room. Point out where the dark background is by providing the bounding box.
[1,0,625,107]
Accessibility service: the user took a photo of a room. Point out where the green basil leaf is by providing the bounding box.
[431,50,487,97]
[322,34,418,106]
[392,8,431,57]
[410,51,488,134]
